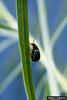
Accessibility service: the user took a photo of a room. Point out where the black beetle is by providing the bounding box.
[31,43,40,62]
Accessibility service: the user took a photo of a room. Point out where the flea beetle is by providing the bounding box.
[31,43,40,62]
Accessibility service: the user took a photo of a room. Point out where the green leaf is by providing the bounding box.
[16,0,36,100]
[44,79,50,100]
[0,23,16,31]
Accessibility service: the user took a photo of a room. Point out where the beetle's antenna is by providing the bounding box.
[33,33,36,43]
[33,28,39,43]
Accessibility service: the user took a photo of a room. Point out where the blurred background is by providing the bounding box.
[0,0,67,100]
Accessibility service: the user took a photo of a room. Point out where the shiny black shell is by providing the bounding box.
[31,43,40,62]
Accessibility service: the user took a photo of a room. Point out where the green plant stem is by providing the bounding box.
[16,0,36,100]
